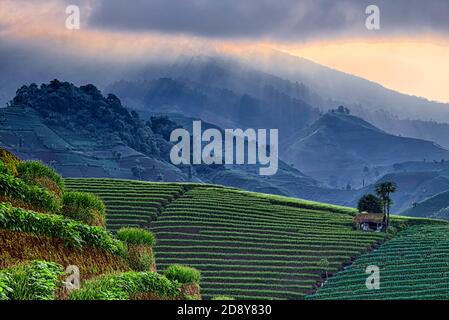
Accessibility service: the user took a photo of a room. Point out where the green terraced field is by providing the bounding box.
[307,224,449,300]
[67,178,388,300]
[65,178,186,231]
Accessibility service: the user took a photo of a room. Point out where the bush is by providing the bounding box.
[0,149,20,176]
[61,191,106,227]
[69,272,180,300]
[0,173,60,212]
[0,161,11,175]
[0,203,126,256]
[17,161,64,197]
[3,260,63,300]
[164,265,201,284]
[116,227,156,247]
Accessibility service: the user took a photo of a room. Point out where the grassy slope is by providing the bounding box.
[308,222,449,300]
[0,229,129,280]
[66,178,387,300]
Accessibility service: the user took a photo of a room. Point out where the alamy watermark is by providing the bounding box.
[170,121,279,176]
[65,5,80,30]
[365,265,380,290]
[366,5,380,30]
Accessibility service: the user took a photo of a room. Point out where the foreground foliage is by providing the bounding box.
[0,260,63,300]
[116,227,156,247]
[69,271,181,300]
[164,265,201,284]
[17,161,65,197]
[0,203,125,256]
[61,191,106,227]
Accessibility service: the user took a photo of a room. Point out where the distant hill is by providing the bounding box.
[283,111,449,188]
[349,171,449,214]
[401,190,449,220]
[1,80,346,203]
[116,54,449,149]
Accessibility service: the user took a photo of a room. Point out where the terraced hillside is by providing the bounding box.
[308,223,449,300]
[67,178,388,300]
[65,179,186,232]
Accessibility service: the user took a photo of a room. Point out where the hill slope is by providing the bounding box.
[308,223,449,300]
[66,178,388,300]
[284,112,449,186]
[401,190,449,220]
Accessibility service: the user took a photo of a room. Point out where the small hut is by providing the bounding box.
[353,212,386,232]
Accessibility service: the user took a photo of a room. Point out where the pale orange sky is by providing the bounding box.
[1,0,449,103]
[276,39,449,103]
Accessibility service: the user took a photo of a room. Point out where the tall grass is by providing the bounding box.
[1,260,63,300]
[69,272,181,300]
[61,191,106,227]
[17,160,64,197]
[116,227,156,246]
[164,265,201,284]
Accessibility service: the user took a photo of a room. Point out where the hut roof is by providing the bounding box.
[353,212,385,224]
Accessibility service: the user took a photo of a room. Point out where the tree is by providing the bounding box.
[375,181,397,226]
[357,194,383,213]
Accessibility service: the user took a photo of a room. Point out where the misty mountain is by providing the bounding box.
[118,54,449,150]
[1,80,347,203]
[283,111,449,188]
[108,76,320,138]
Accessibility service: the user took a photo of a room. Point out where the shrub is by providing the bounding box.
[69,272,180,300]
[116,227,156,247]
[61,191,106,227]
[0,203,126,256]
[0,161,11,175]
[164,265,201,284]
[3,260,63,300]
[0,173,60,212]
[17,161,64,197]
[211,296,234,300]
[0,149,20,176]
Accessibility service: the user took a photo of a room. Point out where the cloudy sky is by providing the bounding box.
[1,0,449,102]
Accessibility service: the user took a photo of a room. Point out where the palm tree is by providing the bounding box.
[375,182,397,226]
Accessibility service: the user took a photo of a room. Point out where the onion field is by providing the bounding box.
[308,224,449,300]
[67,178,387,299]
[65,178,185,232]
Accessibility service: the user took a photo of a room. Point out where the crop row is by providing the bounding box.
[308,224,449,300]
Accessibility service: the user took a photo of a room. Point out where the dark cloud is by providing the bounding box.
[86,0,449,40]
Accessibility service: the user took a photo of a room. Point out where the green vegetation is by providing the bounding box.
[164,265,201,284]
[0,149,20,176]
[65,178,185,231]
[61,191,106,227]
[0,173,60,212]
[0,203,125,255]
[69,271,181,300]
[67,179,387,300]
[0,260,63,300]
[308,224,449,300]
[116,227,156,247]
[17,160,64,197]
